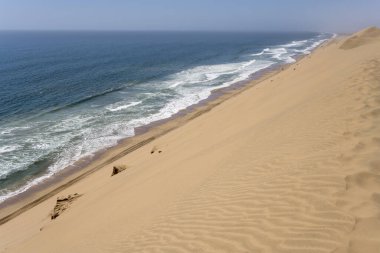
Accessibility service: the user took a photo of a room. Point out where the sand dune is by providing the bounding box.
[340,26,380,49]
[1,27,380,253]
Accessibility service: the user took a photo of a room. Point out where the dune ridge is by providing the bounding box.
[340,26,380,49]
[1,27,380,253]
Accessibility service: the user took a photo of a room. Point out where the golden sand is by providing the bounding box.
[1,27,380,253]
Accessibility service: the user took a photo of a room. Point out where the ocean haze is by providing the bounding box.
[0,0,379,33]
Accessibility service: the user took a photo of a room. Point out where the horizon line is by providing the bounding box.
[0,29,336,34]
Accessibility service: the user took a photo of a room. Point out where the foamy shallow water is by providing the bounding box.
[0,31,333,202]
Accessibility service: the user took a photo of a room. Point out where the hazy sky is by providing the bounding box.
[1,0,379,33]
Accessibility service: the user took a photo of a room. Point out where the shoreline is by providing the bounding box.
[2,26,380,253]
[0,40,330,224]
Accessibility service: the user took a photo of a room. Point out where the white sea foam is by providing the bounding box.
[0,119,136,202]
[169,81,183,88]
[251,48,269,56]
[249,35,333,63]
[165,61,245,89]
[0,173,52,203]
[294,38,329,54]
[283,40,308,48]
[106,101,143,112]
[128,60,274,129]
[0,126,30,135]
[0,145,20,154]
[260,48,296,63]
[251,47,296,63]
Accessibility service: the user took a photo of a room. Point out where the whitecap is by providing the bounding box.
[169,81,184,88]
[260,48,296,63]
[0,126,30,135]
[106,101,143,112]
[128,60,274,129]
[295,38,328,54]
[0,145,20,154]
[282,40,308,48]
[251,48,269,56]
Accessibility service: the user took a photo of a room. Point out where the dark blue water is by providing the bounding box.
[0,31,332,202]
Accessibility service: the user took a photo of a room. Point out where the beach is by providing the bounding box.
[0,31,328,204]
[1,26,380,252]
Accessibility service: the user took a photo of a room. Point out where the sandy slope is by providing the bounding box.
[1,27,380,253]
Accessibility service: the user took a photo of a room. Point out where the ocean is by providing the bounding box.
[0,31,332,203]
